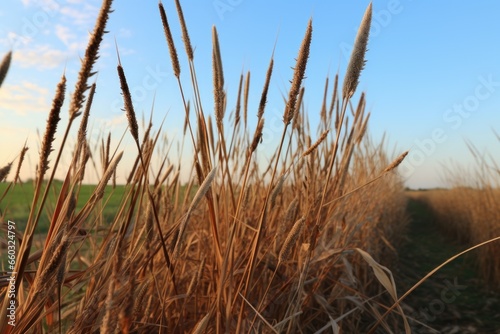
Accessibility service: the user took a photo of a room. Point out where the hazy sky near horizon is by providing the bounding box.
[1,0,499,188]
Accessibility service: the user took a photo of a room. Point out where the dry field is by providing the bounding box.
[412,143,500,288]
[0,1,498,333]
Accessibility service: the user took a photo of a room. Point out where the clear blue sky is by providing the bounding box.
[1,0,499,188]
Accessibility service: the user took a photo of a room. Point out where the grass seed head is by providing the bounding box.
[384,150,409,173]
[38,74,66,181]
[284,19,312,125]
[68,0,113,120]
[212,26,225,129]
[159,1,180,78]
[75,82,96,160]
[117,63,139,143]
[258,56,274,120]
[342,2,372,100]
[303,130,329,157]
[174,0,194,60]
[279,217,306,263]
[14,145,29,184]
[249,118,265,157]
[244,71,251,126]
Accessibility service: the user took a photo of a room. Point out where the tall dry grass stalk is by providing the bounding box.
[244,71,250,126]
[74,82,96,164]
[0,73,66,331]
[312,1,373,272]
[38,75,66,180]
[14,145,29,184]
[283,20,312,125]
[117,61,139,144]
[235,22,314,331]
[342,2,372,100]
[0,2,415,333]
[159,1,181,78]
[212,26,225,129]
[174,0,193,61]
[257,56,274,120]
[68,0,113,120]
[173,166,217,258]
[0,1,114,329]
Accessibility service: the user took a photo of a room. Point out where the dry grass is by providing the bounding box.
[0,1,414,333]
[415,138,500,287]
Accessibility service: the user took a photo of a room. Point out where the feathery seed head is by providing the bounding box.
[384,150,409,173]
[174,0,194,60]
[279,217,306,263]
[159,2,180,78]
[249,118,265,157]
[117,63,139,143]
[212,26,225,129]
[38,74,66,181]
[342,2,372,100]
[244,71,251,126]
[234,74,243,126]
[75,82,96,161]
[257,57,274,120]
[14,145,29,184]
[303,130,329,157]
[68,0,113,120]
[93,151,123,202]
[284,19,312,125]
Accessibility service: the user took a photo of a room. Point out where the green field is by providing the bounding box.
[0,181,126,233]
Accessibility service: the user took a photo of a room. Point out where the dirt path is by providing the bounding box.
[394,197,500,333]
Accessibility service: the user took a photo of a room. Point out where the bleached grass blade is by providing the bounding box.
[355,248,410,333]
